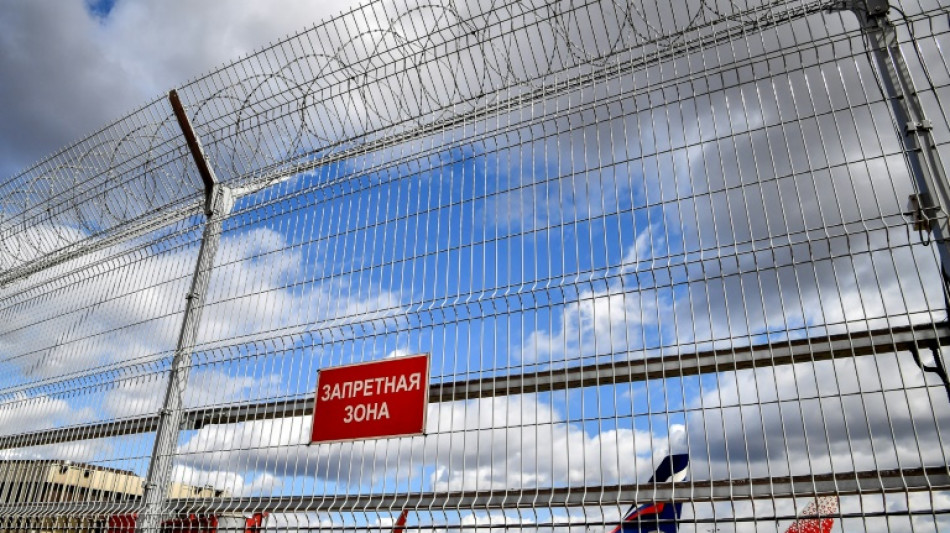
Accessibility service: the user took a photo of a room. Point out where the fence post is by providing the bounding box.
[136,90,233,532]
[846,0,950,284]
[844,0,950,392]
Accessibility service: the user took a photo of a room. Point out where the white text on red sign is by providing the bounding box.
[319,373,423,423]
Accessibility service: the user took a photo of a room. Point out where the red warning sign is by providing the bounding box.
[311,353,430,443]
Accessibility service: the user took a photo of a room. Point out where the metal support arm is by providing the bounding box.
[842,0,950,393]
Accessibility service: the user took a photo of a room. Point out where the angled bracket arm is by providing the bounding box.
[909,342,950,403]
[169,89,220,216]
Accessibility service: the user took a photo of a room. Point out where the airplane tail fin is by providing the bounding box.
[783,496,838,533]
[613,454,689,533]
[648,454,690,483]
[393,510,409,533]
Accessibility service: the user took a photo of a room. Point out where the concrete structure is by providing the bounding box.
[0,460,225,532]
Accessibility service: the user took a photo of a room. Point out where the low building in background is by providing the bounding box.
[0,460,227,532]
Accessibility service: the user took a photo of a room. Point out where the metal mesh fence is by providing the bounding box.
[1,0,950,531]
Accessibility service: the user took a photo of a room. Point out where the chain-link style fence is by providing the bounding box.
[2,0,950,531]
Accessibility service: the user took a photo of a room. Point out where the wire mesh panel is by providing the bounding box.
[1,0,950,532]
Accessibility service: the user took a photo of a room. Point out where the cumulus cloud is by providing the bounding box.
[99,366,285,420]
[0,219,407,460]
[173,394,679,495]
[680,351,950,484]
[0,0,358,178]
[0,221,404,378]
[0,391,97,435]
[167,346,950,526]
[517,286,668,364]
[0,226,287,380]
[517,223,943,366]
[171,463,283,498]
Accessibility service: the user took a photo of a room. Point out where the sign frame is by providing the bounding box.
[310,353,430,444]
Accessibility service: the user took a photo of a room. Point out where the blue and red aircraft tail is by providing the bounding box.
[610,454,689,533]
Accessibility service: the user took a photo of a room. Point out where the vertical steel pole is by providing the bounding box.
[850,0,950,286]
[137,90,233,532]
[849,0,950,392]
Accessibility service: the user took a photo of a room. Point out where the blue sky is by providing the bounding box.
[85,0,116,18]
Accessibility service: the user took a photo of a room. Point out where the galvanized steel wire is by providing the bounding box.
[1,0,950,531]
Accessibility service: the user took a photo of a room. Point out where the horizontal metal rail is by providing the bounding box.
[0,466,946,517]
[0,323,946,450]
[169,465,950,513]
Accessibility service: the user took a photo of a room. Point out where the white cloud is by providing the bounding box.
[517,285,667,364]
[0,391,97,436]
[0,223,404,379]
[171,463,283,498]
[683,352,950,482]
[385,349,413,359]
[0,219,408,480]
[622,223,666,266]
[0,222,90,272]
[0,0,360,177]
[99,367,285,421]
[174,394,678,495]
